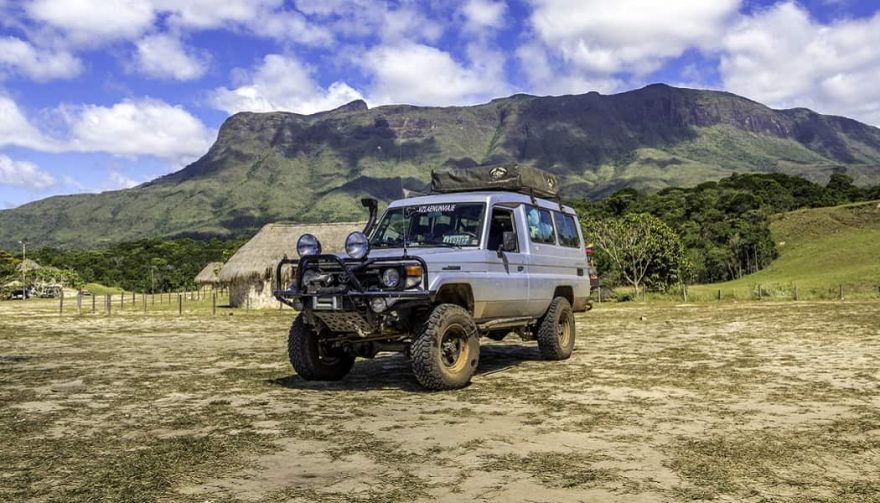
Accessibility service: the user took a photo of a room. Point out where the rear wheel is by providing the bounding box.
[411,304,480,390]
[288,313,354,380]
[536,297,575,360]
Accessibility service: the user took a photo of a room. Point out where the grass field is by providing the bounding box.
[2,298,878,502]
[688,200,880,301]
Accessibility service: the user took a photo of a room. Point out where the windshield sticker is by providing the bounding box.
[415,204,456,213]
[443,234,471,246]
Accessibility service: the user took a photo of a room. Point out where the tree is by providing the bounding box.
[584,213,684,295]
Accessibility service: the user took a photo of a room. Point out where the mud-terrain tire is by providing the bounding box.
[535,297,575,360]
[288,314,354,380]
[411,304,480,390]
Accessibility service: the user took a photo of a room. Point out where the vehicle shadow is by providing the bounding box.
[268,342,542,392]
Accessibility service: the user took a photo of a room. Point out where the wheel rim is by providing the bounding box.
[440,324,470,373]
[557,310,572,347]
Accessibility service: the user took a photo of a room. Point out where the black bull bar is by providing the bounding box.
[272,254,431,309]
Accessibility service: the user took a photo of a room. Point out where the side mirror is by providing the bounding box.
[497,231,517,257]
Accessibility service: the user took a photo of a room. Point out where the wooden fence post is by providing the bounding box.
[106,294,111,316]
[77,293,82,316]
[132,291,135,304]
[212,292,216,316]
[59,293,64,315]
[92,293,96,314]
[143,293,147,313]
[793,285,798,301]
[757,284,762,300]
[682,284,688,302]
[178,294,182,316]
[597,286,601,304]
[839,285,844,300]
[717,289,721,301]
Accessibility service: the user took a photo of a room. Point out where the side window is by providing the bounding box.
[555,212,581,248]
[487,207,517,252]
[526,205,556,244]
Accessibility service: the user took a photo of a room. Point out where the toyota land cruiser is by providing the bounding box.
[274,163,591,390]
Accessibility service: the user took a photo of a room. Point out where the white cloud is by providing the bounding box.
[134,34,207,80]
[364,42,509,106]
[294,0,443,42]
[0,36,82,81]
[26,0,155,45]
[0,154,55,189]
[720,2,880,126]
[1,95,213,162]
[103,170,139,190]
[520,0,739,94]
[0,95,60,151]
[460,0,507,32]
[209,54,363,114]
[63,98,214,162]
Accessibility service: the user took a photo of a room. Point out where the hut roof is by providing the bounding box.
[194,262,224,285]
[218,222,365,283]
[16,259,41,272]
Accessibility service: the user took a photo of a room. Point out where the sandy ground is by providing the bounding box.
[1,299,879,502]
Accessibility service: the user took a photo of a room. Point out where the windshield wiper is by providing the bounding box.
[415,240,462,249]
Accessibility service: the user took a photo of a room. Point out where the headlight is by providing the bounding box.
[381,268,400,288]
[301,269,318,286]
[297,234,321,257]
[345,231,370,260]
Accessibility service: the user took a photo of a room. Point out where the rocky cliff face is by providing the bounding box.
[2,84,879,248]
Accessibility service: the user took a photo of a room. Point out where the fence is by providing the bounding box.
[592,282,880,304]
[52,286,295,317]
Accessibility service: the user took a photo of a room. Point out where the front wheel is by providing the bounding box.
[411,304,480,390]
[288,314,355,380]
[535,297,575,360]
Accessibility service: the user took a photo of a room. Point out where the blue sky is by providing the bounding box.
[1,0,879,208]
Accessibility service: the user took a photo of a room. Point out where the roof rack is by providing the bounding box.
[430,162,560,200]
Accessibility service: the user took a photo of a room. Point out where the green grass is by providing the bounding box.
[689,200,880,301]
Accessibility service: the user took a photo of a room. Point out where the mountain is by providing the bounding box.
[2,84,880,248]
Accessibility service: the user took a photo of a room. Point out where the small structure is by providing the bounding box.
[219,222,364,308]
[194,262,224,290]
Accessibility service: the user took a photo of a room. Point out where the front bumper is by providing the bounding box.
[273,254,431,334]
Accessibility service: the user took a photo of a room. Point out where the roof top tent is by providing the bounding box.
[430,162,560,199]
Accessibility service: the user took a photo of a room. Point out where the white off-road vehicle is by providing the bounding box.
[275,163,591,390]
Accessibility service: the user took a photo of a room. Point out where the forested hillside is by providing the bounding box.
[573,173,880,285]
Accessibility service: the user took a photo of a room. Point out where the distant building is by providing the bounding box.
[219,222,364,308]
[194,262,224,289]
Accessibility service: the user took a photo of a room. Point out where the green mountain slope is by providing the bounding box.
[3,84,880,248]
[690,200,880,299]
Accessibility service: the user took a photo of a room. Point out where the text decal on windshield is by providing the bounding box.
[415,204,456,213]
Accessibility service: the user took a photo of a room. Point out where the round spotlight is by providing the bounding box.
[370,298,388,313]
[297,234,321,257]
[345,231,370,260]
[301,269,318,286]
[381,268,401,289]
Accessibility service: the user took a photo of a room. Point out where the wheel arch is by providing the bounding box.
[432,283,475,314]
[552,285,574,307]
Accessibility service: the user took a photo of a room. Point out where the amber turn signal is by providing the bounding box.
[405,265,423,277]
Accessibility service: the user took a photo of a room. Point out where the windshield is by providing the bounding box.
[371,203,485,248]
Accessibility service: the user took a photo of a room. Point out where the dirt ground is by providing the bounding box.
[1,299,879,502]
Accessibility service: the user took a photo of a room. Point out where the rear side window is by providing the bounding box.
[526,205,556,244]
[555,212,581,248]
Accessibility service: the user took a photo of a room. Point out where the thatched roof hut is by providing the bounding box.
[16,259,41,272]
[220,222,365,308]
[195,262,224,286]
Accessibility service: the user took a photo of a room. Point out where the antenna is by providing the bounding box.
[402,207,413,258]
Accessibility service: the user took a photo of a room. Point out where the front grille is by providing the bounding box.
[302,260,401,292]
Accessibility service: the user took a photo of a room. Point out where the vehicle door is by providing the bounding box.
[480,205,529,318]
